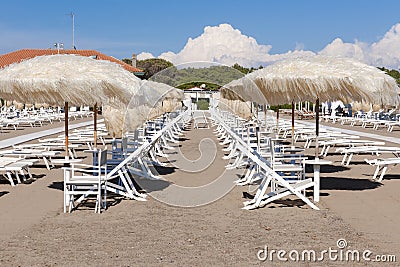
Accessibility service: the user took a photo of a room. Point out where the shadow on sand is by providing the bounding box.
[305,163,349,174]
[320,177,382,191]
[0,191,9,197]
[48,171,173,196]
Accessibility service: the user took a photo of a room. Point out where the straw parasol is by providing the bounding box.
[218,97,252,119]
[103,80,184,138]
[12,100,24,110]
[34,103,43,109]
[0,54,139,158]
[222,55,399,156]
[5,100,12,107]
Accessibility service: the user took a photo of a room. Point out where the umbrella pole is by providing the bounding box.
[276,105,280,136]
[93,103,97,149]
[315,98,320,159]
[65,102,69,159]
[264,105,267,130]
[291,101,295,147]
[255,104,258,121]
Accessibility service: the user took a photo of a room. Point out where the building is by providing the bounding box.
[183,87,214,103]
[0,49,144,77]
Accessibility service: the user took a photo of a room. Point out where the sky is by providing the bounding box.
[2,0,400,68]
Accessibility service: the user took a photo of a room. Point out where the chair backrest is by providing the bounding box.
[99,149,108,167]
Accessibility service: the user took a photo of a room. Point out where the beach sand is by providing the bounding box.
[0,116,398,266]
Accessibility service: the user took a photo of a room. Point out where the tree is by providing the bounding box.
[136,58,174,79]
[378,67,400,85]
[121,58,132,65]
[232,63,250,74]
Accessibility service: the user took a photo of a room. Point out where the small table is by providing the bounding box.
[304,158,332,202]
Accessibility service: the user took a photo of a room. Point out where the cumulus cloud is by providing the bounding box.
[157,24,313,67]
[159,24,273,67]
[320,23,400,69]
[319,38,367,60]
[370,23,400,68]
[139,22,400,69]
[137,52,155,60]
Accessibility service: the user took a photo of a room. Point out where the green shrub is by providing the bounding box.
[197,99,209,110]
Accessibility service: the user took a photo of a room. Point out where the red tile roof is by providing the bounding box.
[0,49,144,74]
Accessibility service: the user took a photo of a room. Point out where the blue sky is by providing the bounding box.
[1,0,400,62]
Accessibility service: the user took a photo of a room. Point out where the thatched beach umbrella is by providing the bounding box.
[34,103,43,109]
[221,55,399,156]
[0,54,137,158]
[13,101,24,110]
[103,80,184,138]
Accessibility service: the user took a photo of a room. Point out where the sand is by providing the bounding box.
[0,115,398,266]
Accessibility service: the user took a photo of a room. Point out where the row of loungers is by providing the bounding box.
[322,111,400,132]
[0,123,110,186]
[276,115,400,182]
[210,108,398,211]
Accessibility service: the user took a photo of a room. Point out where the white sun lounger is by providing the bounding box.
[0,149,59,170]
[0,157,38,186]
[365,157,400,181]
[193,110,209,129]
[319,139,385,157]
[211,109,318,210]
[337,146,400,166]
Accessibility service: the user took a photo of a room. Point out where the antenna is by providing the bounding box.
[67,12,75,49]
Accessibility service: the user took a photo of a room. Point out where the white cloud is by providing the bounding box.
[137,52,154,60]
[140,22,400,69]
[136,24,315,67]
[370,23,400,68]
[319,38,368,62]
[320,23,400,69]
[158,24,273,67]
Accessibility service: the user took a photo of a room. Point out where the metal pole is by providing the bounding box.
[264,105,267,129]
[276,105,280,135]
[71,13,75,49]
[291,101,295,146]
[315,98,320,159]
[65,102,69,159]
[94,103,97,149]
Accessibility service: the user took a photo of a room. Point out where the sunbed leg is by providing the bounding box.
[346,153,353,166]
[378,166,388,182]
[372,166,380,180]
[6,173,15,186]
[15,172,21,184]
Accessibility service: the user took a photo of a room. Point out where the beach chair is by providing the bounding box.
[365,157,400,181]
[297,109,315,120]
[242,150,317,210]
[193,110,209,129]
[337,146,400,166]
[63,149,108,213]
[386,116,400,132]
[211,108,318,210]
[319,139,384,157]
[0,157,37,186]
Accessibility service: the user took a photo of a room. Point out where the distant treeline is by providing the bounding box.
[122,58,263,90]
